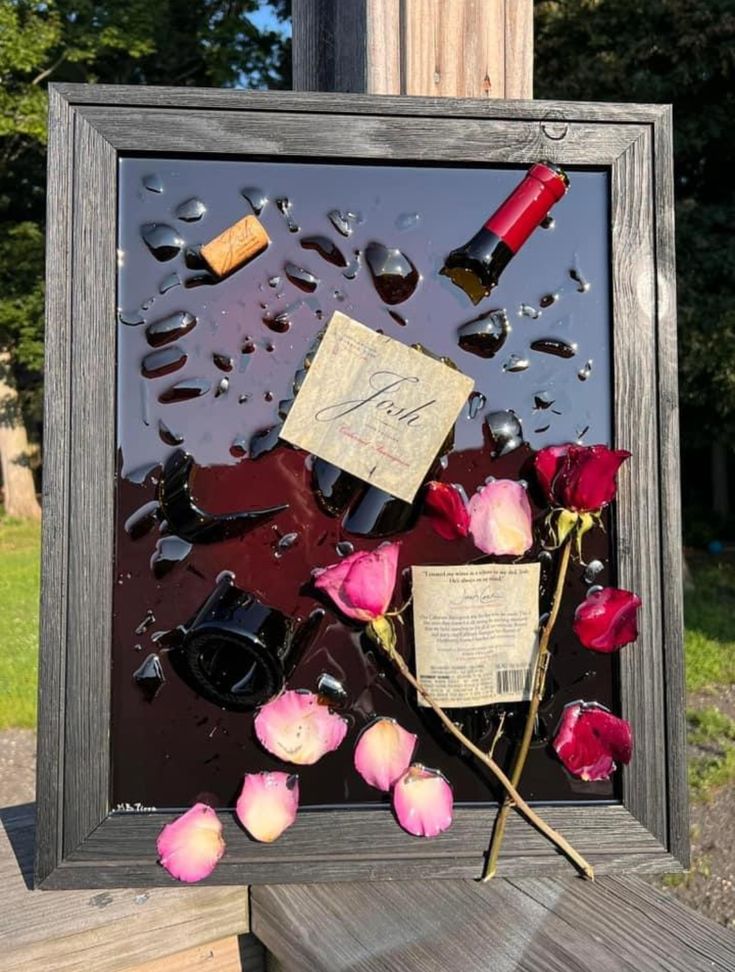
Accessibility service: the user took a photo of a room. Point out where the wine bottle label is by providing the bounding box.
[280,311,474,503]
[412,563,540,708]
[484,163,567,253]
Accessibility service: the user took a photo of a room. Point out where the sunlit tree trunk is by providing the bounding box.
[0,349,41,520]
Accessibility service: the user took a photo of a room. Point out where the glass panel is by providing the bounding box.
[113,157,615,809]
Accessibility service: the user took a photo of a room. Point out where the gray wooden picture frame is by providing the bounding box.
[36,84,686,889]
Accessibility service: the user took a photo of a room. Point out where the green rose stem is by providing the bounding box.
[482,535,573,881]
[369,602,593,881]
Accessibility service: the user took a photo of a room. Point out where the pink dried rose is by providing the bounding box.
[254,689,348,765]
[535,443,630,512]
[423,482,470,540]
[156,803,225,883]
[312,541,400,622]
[392,764,454,837]
[467,479,533,556]
[553,702,633,781]
[236,771,299,843]
[354,718,417,792]
[573,587,642,652]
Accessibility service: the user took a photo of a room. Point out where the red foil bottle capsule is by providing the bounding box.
[441,161,569,304]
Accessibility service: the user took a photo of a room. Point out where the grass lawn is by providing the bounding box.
[0,517,41,728]
[682,556,735,801]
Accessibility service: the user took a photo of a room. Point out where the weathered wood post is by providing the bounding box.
[292,0,533,100]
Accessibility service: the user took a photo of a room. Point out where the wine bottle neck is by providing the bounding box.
[484,163,567,254]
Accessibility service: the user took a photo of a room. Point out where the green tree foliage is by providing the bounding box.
[0,0,290,433]
[535,0,735,443]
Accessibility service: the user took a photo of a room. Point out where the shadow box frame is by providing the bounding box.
[35,83,687,889]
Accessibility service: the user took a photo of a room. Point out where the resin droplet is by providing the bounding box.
[214,377,229,398]
[119,309,145,327]
[135,609,156,635]
[541,215,555,229]
[158,420,184,446]
[268,275,281,289]
[336,540,355,557]
[317,672,348,708]
[301,236,347,268]
[342,250,361,281]
[125,501,160,540]
[273,532,299,557]
[468,391,486,419]
[396,212,420,231]
[158,378,211,404]
[276,197,299,233]
[530,338,577,359]
[241,187,267,215]
[583,560,605,585]
[230,436,248,458]
[263,300,302,334]
[539,293,559,308]
[365,242,419,305]
[519,303,541,319]
[141,223,184,262]
[457,308,510,359]
[175,197,206,222]
[328,209,361,238]
[141,346,188,379]
[533,391,555,411]
[242,339,256,355]
[150,536,193,579]
[133,653,165,701]
[570,266,590,293]
[213,353,233,372]
[142,173,163,194]
[503,354,529,373]
[145,311,197,348]
[159,272,181,294]
[284,263,319,293]
[578,359,593,381]
[486,410,524,458]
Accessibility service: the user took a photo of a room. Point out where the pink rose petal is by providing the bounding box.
[573,587,642,652]
[467,479,533,556]
[392,764,454,837]
[354,718,417,791]
[254,690,348,765]
[156,803,225,883]
[236,771,299,842]
[553,702,633,781]
[423,481,471,540]
[313,542,400,621]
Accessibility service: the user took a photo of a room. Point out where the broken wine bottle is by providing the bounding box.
[441,162,569,304]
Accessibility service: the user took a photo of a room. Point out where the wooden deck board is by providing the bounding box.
[0,804,250,972]
[252,875,735,972]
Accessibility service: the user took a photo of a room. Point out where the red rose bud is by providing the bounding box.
[534,443,630,512]
[553,702,633,781]
[573,587,642,652]
[423,482,470,541]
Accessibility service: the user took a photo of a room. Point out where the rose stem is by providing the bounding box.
[380,619,593,881]
[482,536,573,881]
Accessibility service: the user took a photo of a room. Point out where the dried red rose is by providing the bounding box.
[573,587,642,652]
[535,444,630,512]
[423,482,470,541]
[553,703,633,781]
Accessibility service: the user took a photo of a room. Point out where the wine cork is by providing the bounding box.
[200,214,269,278]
